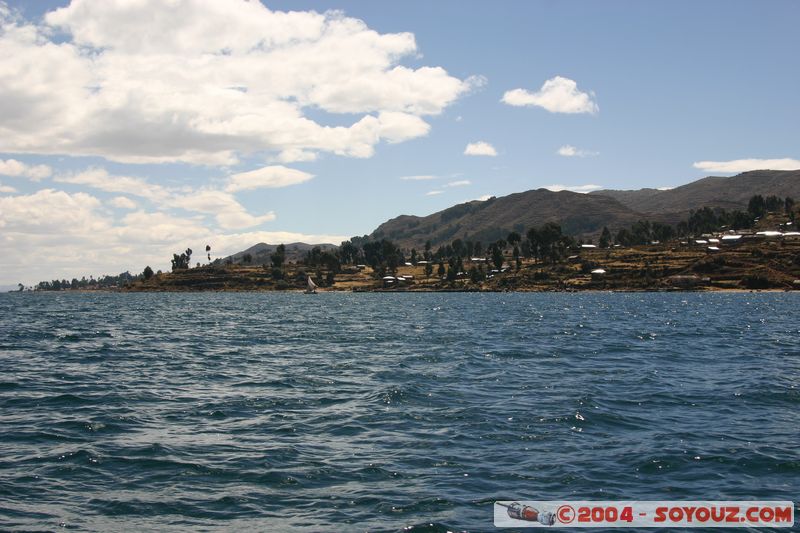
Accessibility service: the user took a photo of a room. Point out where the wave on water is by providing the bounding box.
[1,292,798,530]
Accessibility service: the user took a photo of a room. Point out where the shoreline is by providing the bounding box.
[11,287,797,294]
[24,240,800,295]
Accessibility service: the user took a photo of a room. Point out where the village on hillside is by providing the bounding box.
[25,193,800,293]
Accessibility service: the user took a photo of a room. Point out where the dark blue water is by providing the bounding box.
[0,292,798,531]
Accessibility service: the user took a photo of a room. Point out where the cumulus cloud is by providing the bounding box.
[0,182,16,193]
[692,158,800,173]
[172,189,276,230]
[272,149,318,164]
[109,196,137,209]
[0,189,110,235]
[226,165,314,192]
[557,145,599,158]
[502,76,598,114]
[464,141,497,157]
[0,158,52,181]
[0,188,347,284]
[55,166,278,230]
[55,168,170,202]
[475,194,494,201]
[0,0,474,165]
[543,183,603,193]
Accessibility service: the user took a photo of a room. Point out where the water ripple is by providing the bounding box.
[0,292,798,531]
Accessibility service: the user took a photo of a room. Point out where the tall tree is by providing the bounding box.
[271,244,286,268]
[599,227,611,248]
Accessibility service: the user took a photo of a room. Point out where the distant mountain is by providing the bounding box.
[592,170,800,214]
[369,189,646,249]
[222,170,800,257]
[216,242,337,265]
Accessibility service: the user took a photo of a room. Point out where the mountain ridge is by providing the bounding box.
[591,169,800,214]
[366,169,799,249]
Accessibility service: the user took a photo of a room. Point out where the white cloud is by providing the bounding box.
[0,159,52,181]
[446,180,471,187]
[109,196,137,209]
[0,187,347,284]
[475,194,493,201]
[543,183,603,194]
[0,182,16,193]
[425,190,443,196]
[692,158,800,173]
[272,149,318,164]
[464,141,497,157]
[400,174,437,181]
[557,144,598,158]
[56,166,278,229]
[656,186,673,191]
[0,1,475,165]
[171,190,276,230]
[502,76,598,114]
[55,168,169,202]
[376,111,431,143]
[117,210,207,245]
[0,189,110,235]
[226,165,314,192]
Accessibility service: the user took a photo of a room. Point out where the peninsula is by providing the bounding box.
[29,170,800,293]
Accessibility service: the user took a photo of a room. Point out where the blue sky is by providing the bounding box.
[1,0,799,285]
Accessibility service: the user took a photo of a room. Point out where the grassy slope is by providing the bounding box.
[128,238,800,292]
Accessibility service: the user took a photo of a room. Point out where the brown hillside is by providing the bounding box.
[369,189,646,249]
[593,169,800,214]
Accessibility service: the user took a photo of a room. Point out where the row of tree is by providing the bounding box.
[35,271,143,291]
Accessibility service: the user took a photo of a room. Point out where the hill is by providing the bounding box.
[367,169,800,250]
[217,170,800,258]
[592,169,800,214]
[369,189,648,249]
[128,238,800,293]
[215,242,337,265]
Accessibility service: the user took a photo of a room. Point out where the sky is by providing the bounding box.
[1,0,799,286]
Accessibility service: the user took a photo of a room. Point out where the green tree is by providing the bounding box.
[599,226,611,248]
[765,195,783,212]
[339,240,359,264]
[171,248,192,270]
[451,239,466,258]
[469,265,484,283]
[270,244,286,268]
[143,266,154,280]
[748,195,766,218]
[490,242,504,270]
[526,227,540,262]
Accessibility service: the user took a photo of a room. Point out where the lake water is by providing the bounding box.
[0,292,798,531]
